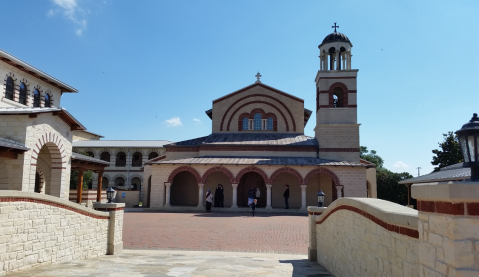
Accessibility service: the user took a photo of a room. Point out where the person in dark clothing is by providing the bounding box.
[214,184,222,207]
[218,184,224,207]
[283,184,290,209]
[251,199,257,217]
[248,187,255,211]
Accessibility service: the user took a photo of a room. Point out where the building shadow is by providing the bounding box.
[279,259,335,277]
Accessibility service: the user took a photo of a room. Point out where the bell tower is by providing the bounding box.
[314,23,360,162]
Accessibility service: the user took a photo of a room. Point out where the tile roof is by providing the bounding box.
[398,162,470,184]
[148,156,370,167]
[73,140,174,148]
[0,107,86,130]
[0,137,29,151]
[165,133,318,147]
[0,48,78,93]
[71,152,111,165]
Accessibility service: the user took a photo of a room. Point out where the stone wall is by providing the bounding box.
[311,198,419,277]
[0,191,124,275]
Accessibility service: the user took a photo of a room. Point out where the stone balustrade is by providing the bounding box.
[0,190,124,275]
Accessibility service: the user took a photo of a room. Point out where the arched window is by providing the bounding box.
[100,152,110,162]
[333,87,343,107]
[5,77,14,100]
[132,152,142,167]
[267,118,273,130]
[254,113,262,130]
[33,89,40,107]
[85,151,94,157]
[242,118,248,130]
[19,83,27,105]
[116,152,126,166]
[148,152,159,160]
[44,93,51,107]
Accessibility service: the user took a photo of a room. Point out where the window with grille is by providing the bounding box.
[33,89,40,107]
[5,77,14,100]
[100,152,111,162]
[242,118,248,130]
[44,94,51,107]
[19,83,27,105]
[132,152,142,167]
[116,152,126,166]
[267,118,273,130]
[254,113,262,130]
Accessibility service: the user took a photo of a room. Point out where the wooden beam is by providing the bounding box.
[28,114,38,118]
[97,170,104,202]
[77,169,84,204]
[0,149,18,159]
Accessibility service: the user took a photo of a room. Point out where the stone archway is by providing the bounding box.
[304,168,339,205]
[202,167,234,208]
[31,140,63,197]
[168,166,201,207]
[270,168,303,209]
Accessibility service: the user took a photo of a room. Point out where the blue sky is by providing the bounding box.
[2,0,478,177]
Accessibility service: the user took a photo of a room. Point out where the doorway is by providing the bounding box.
[238,172,266,207]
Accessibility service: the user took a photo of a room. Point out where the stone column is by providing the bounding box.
[266,184,272,210]
[336,185,343,199]
[342,53,346,70]
[93,202,126,255]
[336,50,341,70]
[412,181,479,276]
[231,183,238,209]
[300,185,307,211]
[197,183,204,209]
[164,182,171,208]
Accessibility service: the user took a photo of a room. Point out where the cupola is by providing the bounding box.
[318,23,353,71]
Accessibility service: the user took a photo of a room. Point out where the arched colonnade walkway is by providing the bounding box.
[161,166,345,210]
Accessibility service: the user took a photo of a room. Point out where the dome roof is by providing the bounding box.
[319,32,352,48]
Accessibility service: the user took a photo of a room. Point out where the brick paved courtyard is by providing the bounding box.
[123,212,309,254]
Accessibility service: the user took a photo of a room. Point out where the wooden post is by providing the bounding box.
[97,170,104,202]
[77,169,85,204]
[407,184,411,206]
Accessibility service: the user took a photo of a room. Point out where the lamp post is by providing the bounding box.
[106,187,115,203]
[317,190,325,207]
[455,113,479,181]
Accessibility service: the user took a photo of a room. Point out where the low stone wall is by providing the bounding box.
[114,190,140,207]
[311,198,419,277]
[0,191,124,275]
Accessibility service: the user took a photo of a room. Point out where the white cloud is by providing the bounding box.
[393,161,410,170]
[193,118,201,125]
[49,0,87,36]
[165,117,182,127]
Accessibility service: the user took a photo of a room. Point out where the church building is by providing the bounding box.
[143,28,377,211]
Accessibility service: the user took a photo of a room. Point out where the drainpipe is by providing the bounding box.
[126,147,130,190]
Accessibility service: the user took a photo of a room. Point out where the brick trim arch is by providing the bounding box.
[270,167,303,185]
[201,166,235,183]
[112,148,127,155]
[112,174,127,182]
[234,166,269,184]
[102,174,113,182]
[220,94,296,131]
[128,174,143,182]
[226,101,290,131]
[31,132,66,167]
[329,82,349,107]
[167,166,201,183]
[237,108,278,131]
[3,73,16,100]
[304,167,340,186]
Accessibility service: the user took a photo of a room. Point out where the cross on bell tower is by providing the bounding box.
[332,22,339,33]
[255,72,262,83]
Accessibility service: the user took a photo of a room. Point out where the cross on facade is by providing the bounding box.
[332,22,339,33]
[255,72,262,83]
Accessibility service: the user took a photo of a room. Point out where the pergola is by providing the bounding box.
[71,152,111,203]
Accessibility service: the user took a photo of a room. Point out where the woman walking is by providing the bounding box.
[206,189,213,212]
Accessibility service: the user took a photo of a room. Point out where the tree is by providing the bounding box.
[376,169,412,205]
[360,146,384,168]
[431,131,463,172]
[69,170,93,190]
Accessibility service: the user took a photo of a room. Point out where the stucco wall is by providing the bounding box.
[313,198,419,277]
[0,191,124,275]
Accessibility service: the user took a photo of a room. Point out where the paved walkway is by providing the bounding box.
[8,250,334,277]
[124,212,309,254]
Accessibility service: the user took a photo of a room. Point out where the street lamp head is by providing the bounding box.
[455,113,479,180]
[106,187,115,203]
[317,190,325,207]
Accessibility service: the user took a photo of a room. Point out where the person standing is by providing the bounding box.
[255,187,261,205]
[206,189,213,212]
[218,184,224,207]
[214,184,221,207]
[283,184,290,209]
[251,199,257,217]
[248,186,255,211]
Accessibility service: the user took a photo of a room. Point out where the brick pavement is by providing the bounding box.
[123,212,309,254]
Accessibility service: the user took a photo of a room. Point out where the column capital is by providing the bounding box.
[266,184,272,189]
[165,182,171,188]
[198,183,204,188]
[301,185,307,190]
[232,183,238,188]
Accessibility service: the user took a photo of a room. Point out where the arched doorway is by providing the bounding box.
[34,171,44,193]
[238,172,266,207]
[130,177,141,191]
[305,173,334,206]
[34,142,62,197]
[115,177,125,187]
[203,171,233,208]
[271,172,301,208]
[170,171,198,206]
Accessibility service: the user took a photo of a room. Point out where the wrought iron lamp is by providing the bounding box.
[317,190,325,207]
[455,113,479,181]
[106,187,115,203]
